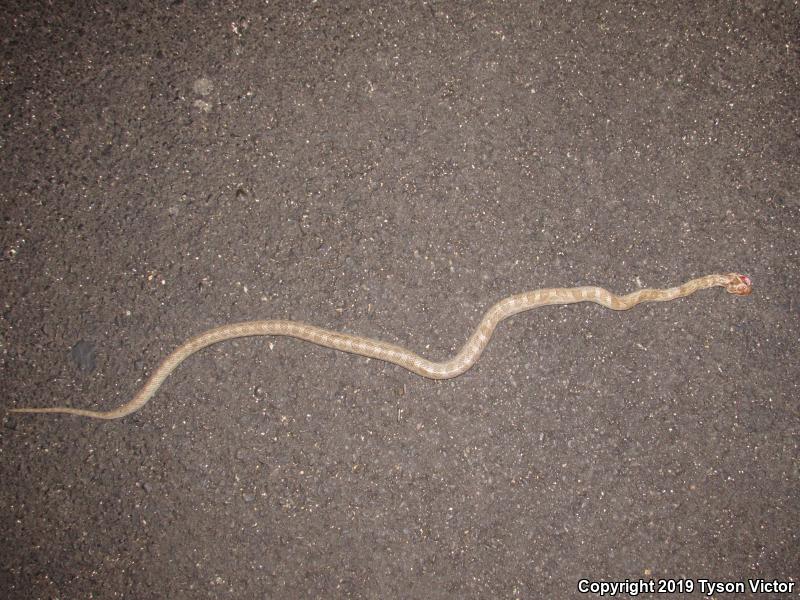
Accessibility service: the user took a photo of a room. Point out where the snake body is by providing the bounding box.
[9,273,751,420]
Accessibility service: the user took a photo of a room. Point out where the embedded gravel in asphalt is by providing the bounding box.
[1,2,797,598]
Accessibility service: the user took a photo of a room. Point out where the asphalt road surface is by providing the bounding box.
[2,2,797,598]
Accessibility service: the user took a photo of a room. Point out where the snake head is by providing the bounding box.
[725,273,752,296]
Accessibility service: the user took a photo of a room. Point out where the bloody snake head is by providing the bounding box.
[726,273,752,296]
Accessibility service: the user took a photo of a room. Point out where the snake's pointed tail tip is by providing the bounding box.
[726,273,753,296]
[8,407,70,416]
[9,406,122,419]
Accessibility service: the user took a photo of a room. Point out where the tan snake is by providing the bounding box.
[8,273,752,420]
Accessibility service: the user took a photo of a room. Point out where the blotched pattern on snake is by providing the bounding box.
[9,273,752,420]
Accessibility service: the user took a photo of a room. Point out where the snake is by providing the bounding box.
[8,273,752,420]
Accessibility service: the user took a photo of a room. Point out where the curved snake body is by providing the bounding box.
[9,273,752,420]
